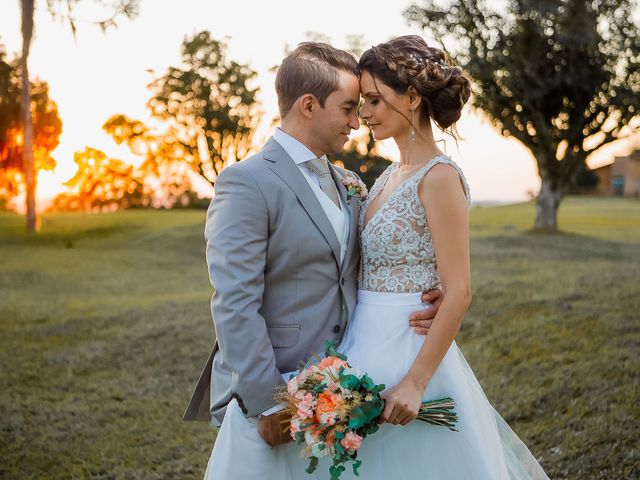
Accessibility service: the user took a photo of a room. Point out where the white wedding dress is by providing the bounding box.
[203,156,550,480]
[332,157,550,479]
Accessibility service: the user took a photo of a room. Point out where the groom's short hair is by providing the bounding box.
[276,42,358,117]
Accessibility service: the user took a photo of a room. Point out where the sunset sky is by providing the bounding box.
[1,0,634,206]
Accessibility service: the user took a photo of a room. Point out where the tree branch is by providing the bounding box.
[585,126,640,154]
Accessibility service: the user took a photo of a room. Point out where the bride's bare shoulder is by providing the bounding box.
[418,162,468,207]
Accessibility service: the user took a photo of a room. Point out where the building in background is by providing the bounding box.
[590,150,640,196]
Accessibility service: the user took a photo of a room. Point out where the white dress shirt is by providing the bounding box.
[273,127,323,188]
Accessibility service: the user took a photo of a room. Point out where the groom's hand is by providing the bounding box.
[409,288,443,336]
[258,410,292,447]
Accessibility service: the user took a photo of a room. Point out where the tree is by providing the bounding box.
[0,47,19,210]
[405,0,639,231]
[18,0,139,231]
[102,113,189,192]
[572,165,600,192]
[20,0,35,228]
[144,31,261,186]
[50,147,148,211]
[51,141,205,212]
[0,49,62,211]
[102,113,207,207]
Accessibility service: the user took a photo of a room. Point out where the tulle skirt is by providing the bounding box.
[203,290,549,480]
[331,290,550,480]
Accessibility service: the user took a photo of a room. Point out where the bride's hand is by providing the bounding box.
[379,379,424,426]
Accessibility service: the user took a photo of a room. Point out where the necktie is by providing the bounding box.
[304,156,341,210]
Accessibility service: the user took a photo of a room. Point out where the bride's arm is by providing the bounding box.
[380,163,471,425]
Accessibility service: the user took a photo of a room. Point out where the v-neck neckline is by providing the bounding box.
[362,156,446,232]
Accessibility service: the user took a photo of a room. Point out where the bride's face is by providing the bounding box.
[359,71,410,141]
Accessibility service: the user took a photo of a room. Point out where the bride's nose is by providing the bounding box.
[359,104,371,120]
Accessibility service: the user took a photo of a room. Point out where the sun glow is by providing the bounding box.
[3,1,635,213]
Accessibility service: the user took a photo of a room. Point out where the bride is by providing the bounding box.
[333,35,550,479]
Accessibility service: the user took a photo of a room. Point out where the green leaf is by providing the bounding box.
[312,382,326,394]
[339,374,361,390]
[324,339,347,360]
[348,400,384,429]
[364,422,380,435]
[360,374,381,392]
[330,463,346,480]
[306,456,319,474]
[324,339,338,355]
[352,459,362,476]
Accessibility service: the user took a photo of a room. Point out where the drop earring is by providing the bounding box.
[410,108,416,143]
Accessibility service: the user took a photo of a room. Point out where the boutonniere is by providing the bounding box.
[341,175,368,203]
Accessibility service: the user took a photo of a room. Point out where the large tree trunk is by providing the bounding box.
[534,176,565,232]
[21,0,36,232]
[20,55,36,232]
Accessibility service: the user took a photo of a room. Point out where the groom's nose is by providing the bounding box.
[348,113,360,131]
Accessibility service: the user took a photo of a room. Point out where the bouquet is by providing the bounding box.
[275,341,458,480]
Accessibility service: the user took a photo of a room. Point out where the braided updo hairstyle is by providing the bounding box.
[359,35,471,134]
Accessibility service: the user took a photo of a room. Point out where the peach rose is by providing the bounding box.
[317,391,343,415]
[340,431,363,452]
[318,356,348,370]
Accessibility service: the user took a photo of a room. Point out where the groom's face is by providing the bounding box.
[311,70,361,154]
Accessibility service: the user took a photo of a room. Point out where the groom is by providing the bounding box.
[183,42,441,471]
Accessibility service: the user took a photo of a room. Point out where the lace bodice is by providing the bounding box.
[358,156,471,293]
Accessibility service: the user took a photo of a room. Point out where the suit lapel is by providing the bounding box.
[264,138,342,267]
[330,164,359,271]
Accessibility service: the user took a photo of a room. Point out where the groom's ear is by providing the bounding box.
[298,94,317,118]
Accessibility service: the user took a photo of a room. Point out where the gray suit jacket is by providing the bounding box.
[182,137,360,425]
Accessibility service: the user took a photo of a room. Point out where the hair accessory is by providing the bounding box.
[410,52,453,70]
[410,53,426,65]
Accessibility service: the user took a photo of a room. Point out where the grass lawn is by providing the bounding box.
[1,196,638,479]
